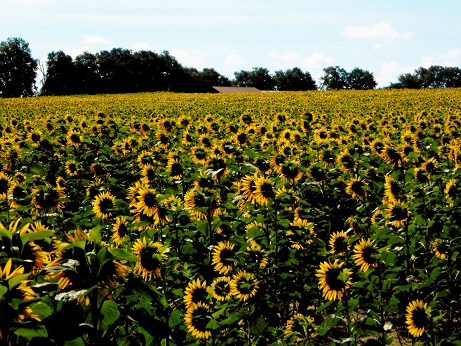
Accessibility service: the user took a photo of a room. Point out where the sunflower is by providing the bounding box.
[345,176,368,201]
[316,259,352,301]
[26,128,43,146]
[432,238,448,260]
[166,152,183,179]
[66,128,83,148]
[285,313,318,343]
[209,276,232,301]
[230,270,258,301]
[286,218,314,250]
[211,241,235,274]
[32,184,66,214]
[136,150,154,169]
[0,171,12,200]
[252,175,275,206]
[183,278,209,309]
[329,231,350,256]
[244,240,269,270]
[132,238,167,280]
[405,300,431,338]
[140,164,157,185]
[352,238,379,272]
[278,162,303,183]
[184,188,221,220]
[382,145,402,167]
[92,191,116,220]
[184,302,213,339]
[384,174,402,204]
[385,200,410,228]
[444,178,457,206]
[336,148,355,172]
[0,258,25,281]
[7,181,32,208]
[238,173,258,204]
[65,160,78,177]
[111,216,130,245]
[136,186,160,217]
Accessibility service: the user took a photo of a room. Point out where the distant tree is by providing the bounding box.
[41,51,76,95]
[273,67,317,91]
[396,72,423,89]
[96,48,136,94]
[347,67,377,90]
[74,52,100,94]
[233,67,275,90]
[444,66,461,88]
[320,66,348,90]
[200,68,231,87]
[132,50,165,92]
[0,37,37,97]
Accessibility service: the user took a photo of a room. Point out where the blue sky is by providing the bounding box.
[2,0,461,87]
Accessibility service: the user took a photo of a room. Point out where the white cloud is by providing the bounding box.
[82,35,111,46]
[302,52,334,69]
[342,22,412,46]
[170,48,205,68]
[419,49,461,67]
[225,53,245,66]
[376,61,415,87]
[132,42,153,52]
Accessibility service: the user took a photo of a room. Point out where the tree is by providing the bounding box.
[320,66,348,90]
[347,67,377,90]
[233,67,275,90]
[74,52,100,94]
[273,67,317,91]
[41,51,77,95]
[0,37,37,97]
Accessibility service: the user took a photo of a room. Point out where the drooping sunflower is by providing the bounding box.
[352,238,379,272]
[336,148,355,173]
[92,191,116,220]
[286,218,315,250]
[316,259,352,301]
[252,175,275,206]
[32,184,66,214]
[329,231,350,256]
[166,152,183,179]
[405,299,431,338]
[211,241,235,274]
[184,302,213,339]
[384,174,402,204]
[345,176,368,201]
[244,240,269,270]
[132,237,167,280]
[444,178,457,206]
[285,313,318,343]
[209,276,232,301]
[382,145,402,167]
[183,278,209,309]
[184,188,221,221]
[111,216,130,245]
[432,238,449,260]
[230,270,259,301]
[0,171,12,200]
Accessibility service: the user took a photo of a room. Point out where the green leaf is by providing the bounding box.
[0,285,7,296]
[29,162,46,176]
[31,302,52,320]
[14,325,48,339]
[64,338,86,346]
[250,317,265,336]
[0,223,12,240]
[100,300,120,330]
[89,226,102,243]
[20,230,54,246]
[318,315,340,336]
[8,273,30,290]
[169,309,182,328]
[109,248,138,262]
[206,319,219,330]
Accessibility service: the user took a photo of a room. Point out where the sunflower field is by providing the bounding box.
[1,89,461,345]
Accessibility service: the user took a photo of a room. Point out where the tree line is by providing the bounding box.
[1,37,461,98]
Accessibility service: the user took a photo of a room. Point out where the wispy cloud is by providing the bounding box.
[343,22,412,48]
[82,35,111,46]
[6,0,50,7]
[132,42,153,52]
[269,52,300,69]
[302,52,334,69]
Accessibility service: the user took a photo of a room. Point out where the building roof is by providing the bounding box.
[212,86,261,93]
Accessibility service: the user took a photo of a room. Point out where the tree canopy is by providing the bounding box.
[0,37,38,97]
[320,66,377,90]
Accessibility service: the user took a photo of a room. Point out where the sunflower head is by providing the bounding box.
[184,278,209,309]
[230,270,259,301]
[315,259,352,301]
[405,299,431,338]
[184,302,213,339]
[329,231,350,256]
[132,238,168,280]
[352,238,379,272]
